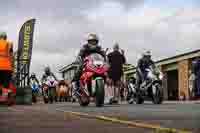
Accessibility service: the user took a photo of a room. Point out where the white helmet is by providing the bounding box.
[143,51,151,57]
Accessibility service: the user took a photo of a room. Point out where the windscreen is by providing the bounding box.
[89,53,104,61]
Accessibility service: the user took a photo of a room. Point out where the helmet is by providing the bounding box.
[87,33,99,41]
[143,51,151,57]
[0,32,7,39]
[44,66,51,74]
[31,73,36,78]
[113,43,119,50]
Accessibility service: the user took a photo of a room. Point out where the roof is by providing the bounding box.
[59,49,200,74]
[156,49,200,66]
[124,49,200,75]
[59,63,78,73]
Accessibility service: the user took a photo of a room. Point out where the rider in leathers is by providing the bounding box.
[30,73,40,85]
[41,66,58,84]
[72,33,105,93]
[135,51,156,92]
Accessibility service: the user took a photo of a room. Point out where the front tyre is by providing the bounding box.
[135,90,144,104]
[152,83,163,104]
[95,79,105,107]
[32,92,37,103]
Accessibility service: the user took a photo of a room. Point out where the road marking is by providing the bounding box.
[56,109,192,133]
[7,107,26,112]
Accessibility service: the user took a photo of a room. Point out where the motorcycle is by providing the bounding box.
[30,80,40,103]
[126,78,136,104]
[133,66,164,104]
[0,80,16,106]
[42,76,58,104]
[76,53,109,107]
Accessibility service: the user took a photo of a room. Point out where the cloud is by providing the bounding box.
[0,0,200,79]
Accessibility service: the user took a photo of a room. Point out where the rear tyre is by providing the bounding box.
[44,97,48,104]
[95,79,105,107]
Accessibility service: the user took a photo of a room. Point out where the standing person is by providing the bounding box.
[107,43,126,104]
[0,32,14,95]
[192,58,200,97]
[189,70,195,99]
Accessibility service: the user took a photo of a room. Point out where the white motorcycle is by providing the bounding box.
[133,66,164,104]
[127,78,136,104]
[42,76,58,104]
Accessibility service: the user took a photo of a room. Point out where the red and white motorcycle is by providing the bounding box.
[76,53,109,107]
[42,76,58,104]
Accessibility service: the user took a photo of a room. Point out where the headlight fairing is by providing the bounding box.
[93,61,104,67]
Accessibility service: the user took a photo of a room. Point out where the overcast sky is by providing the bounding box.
[1,0,200,79]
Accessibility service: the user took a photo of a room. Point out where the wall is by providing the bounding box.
[159,65,168,100]
[178,59,189,100]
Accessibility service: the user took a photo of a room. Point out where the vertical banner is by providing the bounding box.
[18,18,36,66]
[16,19,36,88]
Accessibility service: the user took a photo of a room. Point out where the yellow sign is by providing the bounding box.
[22,25,31,64]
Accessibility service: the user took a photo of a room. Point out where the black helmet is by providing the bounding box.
[31,73,36,78]
[45,66,50,74]
[0,32,7,40]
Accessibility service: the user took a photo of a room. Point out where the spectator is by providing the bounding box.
[107,43,126,104]
[192,58,200,96]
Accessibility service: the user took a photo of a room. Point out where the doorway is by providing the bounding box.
[167,70,179,100]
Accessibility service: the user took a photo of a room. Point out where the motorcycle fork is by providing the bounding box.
[79,82,89,97]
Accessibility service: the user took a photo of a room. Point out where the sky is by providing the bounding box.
[1,0,200,79]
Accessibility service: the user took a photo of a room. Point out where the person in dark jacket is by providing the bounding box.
[107,43,126,103]
[192,58,200,96]
[72,33,105,93]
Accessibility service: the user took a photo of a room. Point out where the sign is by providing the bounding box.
[18,19,36,65]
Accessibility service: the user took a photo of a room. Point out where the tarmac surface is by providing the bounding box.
[0,101,199,133]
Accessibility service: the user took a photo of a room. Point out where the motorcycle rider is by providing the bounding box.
[41,66,58,84]
[72,33,105,93]
[135,51,156,92]
[30,73,40,85]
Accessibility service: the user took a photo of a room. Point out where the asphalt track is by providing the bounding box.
[0,101,199,133]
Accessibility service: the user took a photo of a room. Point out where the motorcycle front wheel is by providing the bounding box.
[152,83,163,104]
[32,92,37,103]
[43,97,48,104]
[95,79,105,107]
[135,95,144,104]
